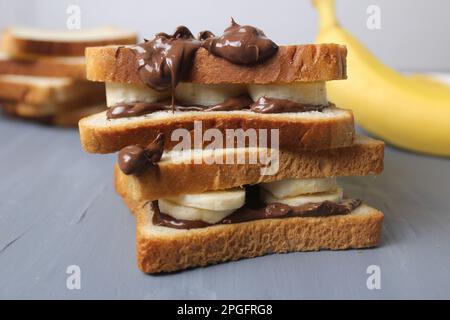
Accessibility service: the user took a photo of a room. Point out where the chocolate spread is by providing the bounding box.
[107,95,328,119]
[250,97,328,114]
[201,18,279,65]
[152,198,362,230]
[106,95,255,119]
[131,21,278,110]
[118,133,165,175]
[133,26,201,93]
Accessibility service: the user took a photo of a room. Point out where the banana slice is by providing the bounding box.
[262,188,343,207]
[261,177,337,199]
[175,83,247,106]
[158,199,234,224]
[247,82,327,105]
[165,188,245,211]
[106,82,170,107]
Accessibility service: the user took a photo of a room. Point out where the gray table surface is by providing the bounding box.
[0,114,449,300]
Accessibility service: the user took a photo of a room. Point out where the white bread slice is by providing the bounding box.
[114,135,384,201]
[1,26,137,57]
[0,74,105,104]
[0,52,86,79]
[2,101,105,127]
[53,104,106,127]
[79,106,355,154]
[127,196,384,273]
[86,44,347,84]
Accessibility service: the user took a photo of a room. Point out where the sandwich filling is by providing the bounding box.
[106,81,329,119]
[151,178,362,229]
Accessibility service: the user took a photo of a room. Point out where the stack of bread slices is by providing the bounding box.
[80,42,385,273]
[0,26,136,126]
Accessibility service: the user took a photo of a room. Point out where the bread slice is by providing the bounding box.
[53,104,106,127]
[2,101,105,127]
[79,106,355,154]
[126,196,383,273]
[114,135,384,201]
[0,52,86,79]
[1,26,137,57]
[0,75,105,104]
[86,44,347,84]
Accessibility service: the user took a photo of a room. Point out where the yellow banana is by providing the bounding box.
[312,0,450,156]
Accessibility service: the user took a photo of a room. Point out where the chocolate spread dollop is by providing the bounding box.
[201,18,279,65]
[118,133,165,175]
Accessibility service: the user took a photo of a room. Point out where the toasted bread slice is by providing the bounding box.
[0,52,86,79]
[125,196,383,273]
[79,106,355,154]
[1,26,137,57]
[86,44,347,85]
[114,135,384,201]
[0,74,105,104]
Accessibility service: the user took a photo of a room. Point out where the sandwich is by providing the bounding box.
[0,26,137,126]
[79,20,385,273]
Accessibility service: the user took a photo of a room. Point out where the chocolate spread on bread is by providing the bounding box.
[152,197,362,230]
[133,20,278,92]
[201,18,279,65]
[107,96,328,119]
[118,133,164,175]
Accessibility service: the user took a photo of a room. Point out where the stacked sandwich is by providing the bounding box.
[79,21,385,273]
[0,26,136,126]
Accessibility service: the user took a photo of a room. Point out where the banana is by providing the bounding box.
[175,83,247,106]
[247,82,328,106]
[260,177,337,199]
[158,199,235,224]
[262,188,343,207]
[165,188,245,211]
[313,0,450,156]
[106,82,170,106]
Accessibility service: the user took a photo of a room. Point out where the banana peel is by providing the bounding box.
[312,0,450,156]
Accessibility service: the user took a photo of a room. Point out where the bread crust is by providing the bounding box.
[2,31,137,57]
[114,136,384,201]
[0,57,86,79]
[85,44,347,84]
[79,107,355,154]
[125,197,384,273]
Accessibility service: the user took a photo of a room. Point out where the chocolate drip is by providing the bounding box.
[118,133,165,175]
[152,198,362,230]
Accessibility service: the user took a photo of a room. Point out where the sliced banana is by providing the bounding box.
[262,188,343,207]
[261,177,337,199]
[158,199,234,224]
[165,188,245,211]
[247,82,327,106]
[175,83,247,106]
[106,82,170,107]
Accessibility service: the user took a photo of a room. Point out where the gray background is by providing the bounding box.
[0,0,449,71]
[1,0,450,300]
